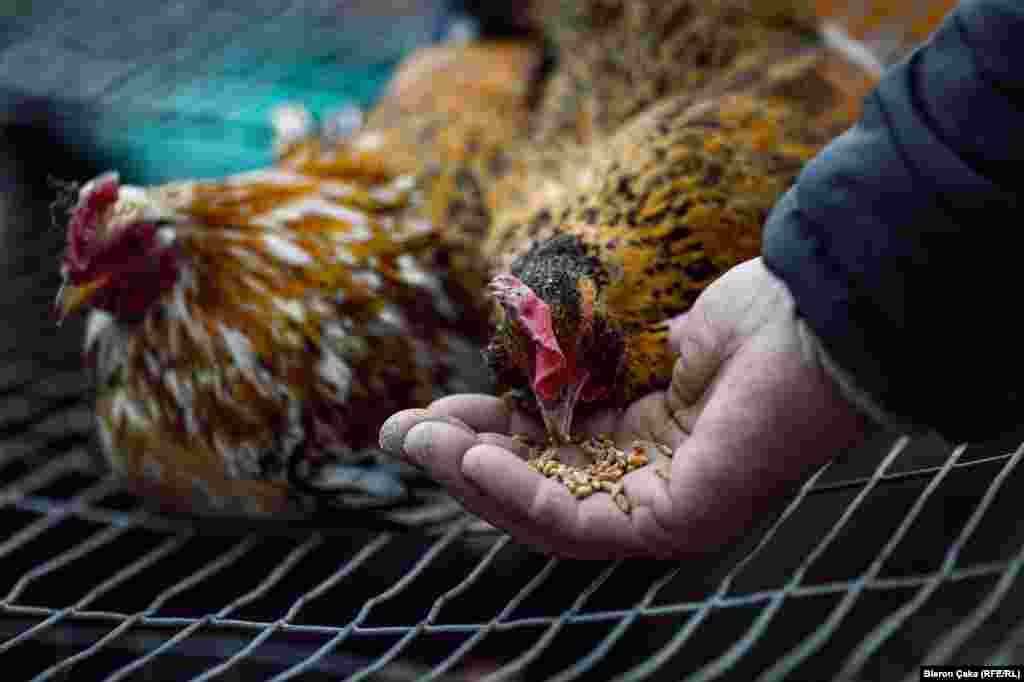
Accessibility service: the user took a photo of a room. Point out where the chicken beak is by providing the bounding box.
[54,276,108,325]
[539,380,585,445]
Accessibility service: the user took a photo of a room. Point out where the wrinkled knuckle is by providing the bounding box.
[667,358,690,404]
[668,406,695,437]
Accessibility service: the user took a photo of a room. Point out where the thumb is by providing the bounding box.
[666,308,726,421]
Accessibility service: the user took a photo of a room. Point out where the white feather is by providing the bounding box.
[396,254,455,318]
[378,304,407,331]
[252,197,372,242]
[219,325,256,370]
[819,22,885,79]
[317,350,353,400]
[228,168,309,186]
[111,389,146,427]
[273,298,307,322]
[84,310,114,355]
[352,130,384,151]
[262,234,313,266]
[352,270,383,290]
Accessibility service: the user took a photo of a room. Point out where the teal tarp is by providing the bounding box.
[0,0,459,183]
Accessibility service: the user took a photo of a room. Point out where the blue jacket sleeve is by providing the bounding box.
[762,0,1024,443]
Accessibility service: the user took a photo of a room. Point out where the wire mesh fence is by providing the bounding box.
[5,1,1024,679]
[5,163,1024,680]
[7,337,1024,681]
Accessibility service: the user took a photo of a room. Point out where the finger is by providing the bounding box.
[381,412,524,524]
[390,415,682,558]
[478,432,533,459]
[618,392,688,452]
[668,308,724,413]
[461,444,649,558]
[401,420,552,540]
[403,421,482,490]
[379,409,475,456]
[383,409,630,557]
[383,409,655,558]
[403,428,597,556]
[427,394,548,442]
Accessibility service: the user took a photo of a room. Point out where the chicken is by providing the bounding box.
[524,0,821,146]
[55,161,492,516]
[479,2,880,445]
[52,0,915,514]
[52,37,553,517]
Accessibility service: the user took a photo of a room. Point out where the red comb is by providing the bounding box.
[65,172,120,272]
[489,274,566,402]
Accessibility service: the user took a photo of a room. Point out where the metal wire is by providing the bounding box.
[101,537,265,682]
[482,561,622,682]
[4,304,1024,682]
[415,549,561,682]
[761,442,960,680]
[877,443,1024,682]
[7,370,1024,682]
[5,330,1024,680]
[628,439,911,682]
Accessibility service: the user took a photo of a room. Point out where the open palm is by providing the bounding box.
[380,259,875,559]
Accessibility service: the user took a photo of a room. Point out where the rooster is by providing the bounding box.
[54,163,494,516]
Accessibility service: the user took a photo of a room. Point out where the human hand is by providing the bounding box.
[380,258,875,559]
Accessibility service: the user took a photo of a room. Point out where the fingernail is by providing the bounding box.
[403,422,443,464]
[402,422,432,460]
[404,420,477,463]
[378,409,428,454]
[379,417,403,454]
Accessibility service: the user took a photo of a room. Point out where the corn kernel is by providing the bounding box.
[626,451,649,469]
